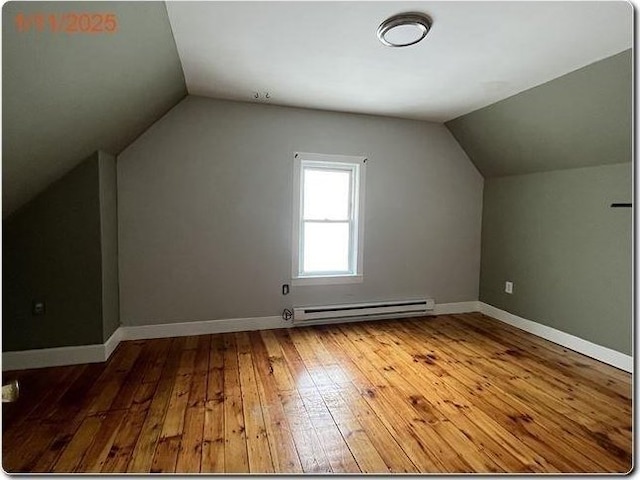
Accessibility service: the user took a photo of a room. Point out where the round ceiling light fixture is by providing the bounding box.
[377,12,432,47]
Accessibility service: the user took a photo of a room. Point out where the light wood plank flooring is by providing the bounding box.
[2,312,632,473]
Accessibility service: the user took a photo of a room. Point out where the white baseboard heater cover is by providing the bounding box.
[293,298,435,324]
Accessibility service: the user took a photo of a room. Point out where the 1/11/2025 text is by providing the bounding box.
[15,12,118,34]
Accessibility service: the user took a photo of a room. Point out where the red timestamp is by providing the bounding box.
[15,12,118,34]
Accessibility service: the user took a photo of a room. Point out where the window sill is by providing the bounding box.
[291,274,363,286]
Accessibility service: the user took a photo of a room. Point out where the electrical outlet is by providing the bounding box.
[505,281,513,294]
[32,300,46,315]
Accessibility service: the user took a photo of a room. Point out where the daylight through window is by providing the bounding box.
[292,153,365,285]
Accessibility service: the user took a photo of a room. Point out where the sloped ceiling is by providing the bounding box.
[4,2,632,213]
[446,49,632,177]
[166,1,631,122]
[3,1,186,217]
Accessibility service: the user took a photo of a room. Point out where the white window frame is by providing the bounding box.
[292,152,366,286]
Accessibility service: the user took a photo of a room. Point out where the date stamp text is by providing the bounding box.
[15,12,118,34]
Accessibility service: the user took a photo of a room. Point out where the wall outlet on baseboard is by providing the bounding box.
[505,281,513,294]
[32,300,46,315]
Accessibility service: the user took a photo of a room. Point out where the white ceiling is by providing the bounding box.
[166,1,632,122]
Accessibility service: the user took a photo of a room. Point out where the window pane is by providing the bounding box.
[303,168,350,220]
[303,222,350,273]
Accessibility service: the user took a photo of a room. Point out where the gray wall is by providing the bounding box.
[3,150,121,351]
[3,154,104,351]
[480,163,632,355]
[3,1,186,217]
[117,96,483,326]
[99,152,120,341]
[446,49,631,177]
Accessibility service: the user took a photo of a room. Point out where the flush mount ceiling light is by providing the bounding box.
[377,12,432,47]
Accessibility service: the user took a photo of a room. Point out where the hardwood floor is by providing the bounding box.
[2,312,632,473]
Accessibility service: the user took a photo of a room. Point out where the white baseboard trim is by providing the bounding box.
[2,301,477,371]
[120,316,287,341]
[117,301,481,342]
[104,327,124,359]
[432,301,480,316]
[2,343,106,371]
[5,301,630,373]
[478,302,632,373]
[3,328,126,372]
[3,316,288,371]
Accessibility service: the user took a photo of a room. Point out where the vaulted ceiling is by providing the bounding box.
[447,49,632,177]
[3,2,186,217]
[3,1,633,217]
[166,1,630,122]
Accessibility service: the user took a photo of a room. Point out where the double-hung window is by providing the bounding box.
[292,152,366,285]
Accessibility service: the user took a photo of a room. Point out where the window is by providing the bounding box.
[292,152,366,285]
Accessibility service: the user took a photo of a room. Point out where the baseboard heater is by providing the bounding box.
[293,298,435,325]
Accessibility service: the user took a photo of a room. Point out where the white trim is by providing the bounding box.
[295,152,367,165]
[2,343,106,371]
[1,302,475,371]
[478,302,633,373]
[120,302,475,340]
[1,316,288,371]
[104,327,124,359]
[120,316,286,341]
[292,274,363,286]
[291,152,366,283]
[432,301,480,315]
[4,302,630,374]
[3,328,125,371]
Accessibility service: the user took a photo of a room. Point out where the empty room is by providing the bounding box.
[2,0,632,474]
